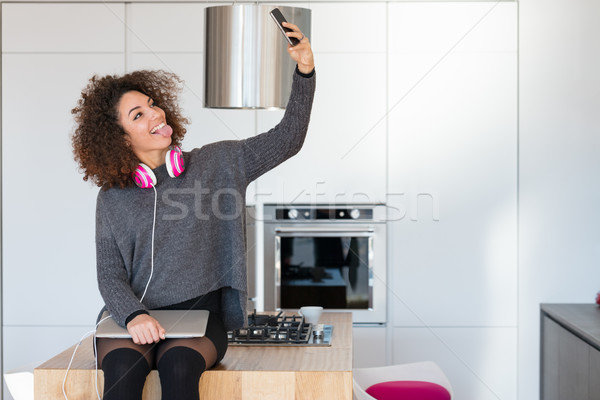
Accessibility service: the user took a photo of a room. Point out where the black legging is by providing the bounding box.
[96,290,228,400]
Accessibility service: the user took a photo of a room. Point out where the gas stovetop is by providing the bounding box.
[227,311,333,346]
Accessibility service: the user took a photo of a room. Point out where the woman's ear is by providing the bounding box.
[122,130,131,145]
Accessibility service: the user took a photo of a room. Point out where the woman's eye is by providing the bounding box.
[134,112,142,121]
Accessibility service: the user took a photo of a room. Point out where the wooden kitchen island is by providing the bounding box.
[34,312,353,400]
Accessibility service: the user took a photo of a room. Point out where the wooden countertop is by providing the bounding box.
[34,312,353,400]
[541,303,600,351]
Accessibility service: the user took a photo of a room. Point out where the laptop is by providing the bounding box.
[95,310,209,339]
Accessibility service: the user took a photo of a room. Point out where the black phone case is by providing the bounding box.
[270,8,300,46]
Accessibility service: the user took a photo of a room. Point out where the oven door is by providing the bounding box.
[272,225,386,324]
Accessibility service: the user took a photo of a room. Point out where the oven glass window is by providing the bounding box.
[280,236,370,309]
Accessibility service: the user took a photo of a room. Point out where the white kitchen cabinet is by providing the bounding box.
[2,3,125,53]
[353,325,388,368]
[393,327,517,400]
[310,2,386,53]
[388,2,516,54]
[130,3,206,53]
[2,54,123,327]
[256,52,387,204]
[387,3,517,327]
[388,182,517,327]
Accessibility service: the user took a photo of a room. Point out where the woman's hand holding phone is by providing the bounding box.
[282,21,314,74]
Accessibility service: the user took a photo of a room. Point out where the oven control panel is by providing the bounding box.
[276,207,374,220]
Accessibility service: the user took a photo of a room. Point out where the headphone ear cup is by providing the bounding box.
[165,146,185,178]
[131,163,157,188]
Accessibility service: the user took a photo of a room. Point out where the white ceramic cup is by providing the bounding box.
[299,306,323,324]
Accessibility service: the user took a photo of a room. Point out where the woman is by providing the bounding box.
[71,22,315,400]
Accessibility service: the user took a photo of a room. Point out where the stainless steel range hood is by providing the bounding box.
[204,5,311,109]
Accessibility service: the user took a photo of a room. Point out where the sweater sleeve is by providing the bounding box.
[96,194,148,328]
[240,67,316,184]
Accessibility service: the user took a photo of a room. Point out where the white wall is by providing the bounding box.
[519,0,600,399]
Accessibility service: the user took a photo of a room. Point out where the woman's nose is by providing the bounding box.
[148,107,161,118]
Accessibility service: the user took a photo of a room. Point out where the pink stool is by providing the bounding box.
[353,361,453,400]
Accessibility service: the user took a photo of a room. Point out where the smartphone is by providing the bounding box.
[270,8,300,47]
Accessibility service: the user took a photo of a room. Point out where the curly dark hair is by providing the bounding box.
[72,70,189,189]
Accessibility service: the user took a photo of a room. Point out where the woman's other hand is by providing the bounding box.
[283,22,315,74]
[126,314,166,345]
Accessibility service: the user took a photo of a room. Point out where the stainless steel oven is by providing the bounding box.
[264,204,387,324]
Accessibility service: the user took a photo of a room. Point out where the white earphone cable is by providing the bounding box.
[139,184,158,303]
[62,315,111,400]
[63,184,158,399]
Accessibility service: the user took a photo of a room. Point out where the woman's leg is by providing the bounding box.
[96,338,155,400]
[155,314,228,400]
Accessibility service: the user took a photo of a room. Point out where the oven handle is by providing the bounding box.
[275,236,281,308]
[274,227,375,234]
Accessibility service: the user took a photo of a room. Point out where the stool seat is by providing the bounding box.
[365,380,451,400]
[353,361,453,400]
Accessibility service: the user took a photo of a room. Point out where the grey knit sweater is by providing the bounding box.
[96,69,315,330]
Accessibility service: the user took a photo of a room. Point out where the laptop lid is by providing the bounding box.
[95,310,209,339]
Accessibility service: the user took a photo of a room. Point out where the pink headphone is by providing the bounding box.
[131,146,185,188]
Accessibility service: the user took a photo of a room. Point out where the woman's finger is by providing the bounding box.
[145,327,157,344]
[131,331,141,345]
[286,31,306,42]
[135,327,146,344]
[147,325,159,343]
[282,22,307,43]
[282,21,299,32]
[126,314,165,343]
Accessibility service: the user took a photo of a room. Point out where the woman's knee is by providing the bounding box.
[101,348,151,400]
[157,346,206,380]
[97,339,154,369]
[157,346,206,400]
[101,347,150,375]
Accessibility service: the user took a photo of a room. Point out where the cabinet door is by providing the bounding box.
[542,316,593,400]
[590,346,600,400]
[558,325,589,400]
[353,326,387,368]
[129,3,205,53]
[388,2,517,328]
[541,317,560,400]
[2,3,124,52]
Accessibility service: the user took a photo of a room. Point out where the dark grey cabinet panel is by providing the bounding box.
[590,345,600,399]
[542,317,560,400]
[541,305,600,400]
[558,325,589,400]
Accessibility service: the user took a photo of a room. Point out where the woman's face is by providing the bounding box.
[117,90,172,155]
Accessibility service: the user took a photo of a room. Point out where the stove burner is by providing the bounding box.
[227,311,332,346]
